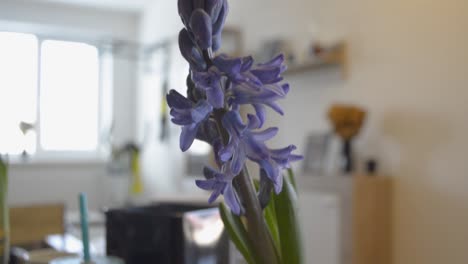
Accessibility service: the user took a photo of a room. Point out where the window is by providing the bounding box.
[0,32,106,158]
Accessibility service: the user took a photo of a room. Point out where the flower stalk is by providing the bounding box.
[169,0,303,262]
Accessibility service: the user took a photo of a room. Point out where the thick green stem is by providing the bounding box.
[213,109,278,264]
[235,168,279,264]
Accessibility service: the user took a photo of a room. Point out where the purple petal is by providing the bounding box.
[203,166,218,179]
[180,125,198,151]
[219,144,234,162]
[191,101,213,122]
[250,67,282,84]
[212,33,222,51]
[231,146,246,175]
[206,86,224,108]
[208,186,223,203]
[281,83,290,94]
[178,29,206,70]
[178,0,193,26]
[194,0,205,8]
[253,104,266,127]
[224,183,242,215]
[251,127,278,141]
[190,9,213,49]
[258,159,279,189]
[222,111,247,136]
[214,55,242,75]
[265,84,288,96]
[270,145,296,157]
[289,154,304,162]
[247,114,260,130]
[205,0,223,22]
[273,173,283,194]
[167,90,192,109]
[260,54,285,67]
[196,178,216,190]
[212,0,228,35]
[266,101,284,115]
[241,56,254,72]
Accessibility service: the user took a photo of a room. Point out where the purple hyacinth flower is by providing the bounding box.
[213,54,263,90]
[219,111,302,193]
[211,54,289,126]
[167,89,213,151]
[178,0,228,51]
[190,9,213,50]
[196,165,243,215]
[231,83,290,126]
[219,111,276,175]
[251,54,287,84]
[254,145,303,193]
[192,66,226,108]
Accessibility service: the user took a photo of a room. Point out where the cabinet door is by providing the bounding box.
[299,192,340,264]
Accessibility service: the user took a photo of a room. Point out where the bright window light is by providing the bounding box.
[0,32,38,155]
[188,140,211,156]
[40,40,99,151]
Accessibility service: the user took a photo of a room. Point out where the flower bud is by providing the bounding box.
[205,0,224,23]
[212,0,228,35]
[179,29,206,70]
[190,9,213,50]
[178,0,193,27]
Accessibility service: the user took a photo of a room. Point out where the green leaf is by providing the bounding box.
[253,179,282,263]
[287,168,297,191]
[218,203,256,264]
[264,190,280,254]
[274,172,303,264]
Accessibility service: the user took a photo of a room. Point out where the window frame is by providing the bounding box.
[0,31,112,162]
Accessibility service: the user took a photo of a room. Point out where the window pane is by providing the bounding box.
[0,32,38,155]
[40,40,99,151]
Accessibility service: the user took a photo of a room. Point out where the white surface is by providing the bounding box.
[299,192,340,264]
[23,0,150,12]
[299,175,353,264]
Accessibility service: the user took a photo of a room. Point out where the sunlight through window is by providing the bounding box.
[40,40,99,151]
[0,32,38,155]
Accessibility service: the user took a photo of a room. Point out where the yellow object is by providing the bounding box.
[328,104,366,140]
[130,152,143,195]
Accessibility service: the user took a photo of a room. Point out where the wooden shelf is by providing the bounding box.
[285,43,348,78]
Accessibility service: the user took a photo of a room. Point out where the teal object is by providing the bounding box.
[79,193,91,263]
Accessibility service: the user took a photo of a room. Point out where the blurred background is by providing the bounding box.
[0,0,467,263]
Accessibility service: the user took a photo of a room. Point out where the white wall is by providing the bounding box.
[0,0,140,210]
[140,0,468,263]
[137,1,191,199]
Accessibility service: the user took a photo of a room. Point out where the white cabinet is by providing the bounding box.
[298,175,392,264]
[299,192,340,264]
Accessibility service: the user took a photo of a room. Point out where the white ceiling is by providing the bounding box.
[26,0,153,12]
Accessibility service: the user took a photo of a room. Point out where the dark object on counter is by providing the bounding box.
[9,247,29,264]
[105,203,230,264]
[366,159,378,175]
[342,139,354,174]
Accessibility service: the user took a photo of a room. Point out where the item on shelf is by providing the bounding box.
[328,104,367,174]
[255,38,296,64]
[366,159,378,175]
[302,133,331,175]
